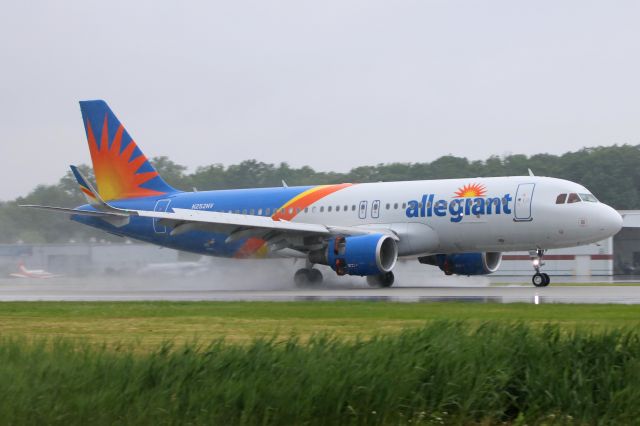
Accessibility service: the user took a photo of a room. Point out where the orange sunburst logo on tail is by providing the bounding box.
[86,114,165,201]
[454,183,487,198]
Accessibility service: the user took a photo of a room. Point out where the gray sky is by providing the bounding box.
[1,1,640,200]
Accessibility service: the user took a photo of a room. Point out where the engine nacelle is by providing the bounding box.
[418,252,502,276]
[309,234,398,276]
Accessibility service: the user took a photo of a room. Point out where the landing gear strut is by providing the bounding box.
[366,271,395,288]
[531,249,550,287]
[294,268,323,287]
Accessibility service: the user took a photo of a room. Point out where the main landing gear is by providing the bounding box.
[294,268,323,287]
[366,271,395,288]
[531,249,550,287]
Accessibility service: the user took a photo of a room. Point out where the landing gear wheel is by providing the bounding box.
[530,249,550,287]
[294,269,311,287]
[294,268,323,287]
[532,272,549,288]
[541,273,550,286]
[308,268,323,285]
[366,271,395,288]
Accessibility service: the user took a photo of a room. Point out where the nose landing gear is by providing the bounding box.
[531,249,550,287]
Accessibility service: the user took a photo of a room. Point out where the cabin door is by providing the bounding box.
[514,183,535,222]
[153,199,171,233]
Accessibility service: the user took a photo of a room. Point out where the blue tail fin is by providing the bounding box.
[79,100,178,201]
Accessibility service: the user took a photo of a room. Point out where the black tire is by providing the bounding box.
[541,273,550,287]
[294,269,310,287]
[532,272,546,287]
[380,271,394,287]
[366,272,395,288]
[308,268,323,285]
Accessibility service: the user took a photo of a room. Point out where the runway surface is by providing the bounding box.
[1,276,640,304]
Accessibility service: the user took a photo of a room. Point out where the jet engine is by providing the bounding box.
[418,252,502,276]
[309,234,398,276]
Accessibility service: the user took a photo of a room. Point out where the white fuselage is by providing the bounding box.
[280,176,622,257]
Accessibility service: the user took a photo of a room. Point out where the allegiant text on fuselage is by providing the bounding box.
[406,194,513,222]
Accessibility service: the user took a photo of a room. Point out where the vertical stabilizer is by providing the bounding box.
[79,100,178,201]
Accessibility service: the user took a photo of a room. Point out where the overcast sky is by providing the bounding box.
[1,1,640,200]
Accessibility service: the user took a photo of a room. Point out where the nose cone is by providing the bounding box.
[600,205,623,237]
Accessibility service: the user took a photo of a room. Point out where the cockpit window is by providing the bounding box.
[579,193,598,202]
[567,193,581,203]
[555,193,567,204]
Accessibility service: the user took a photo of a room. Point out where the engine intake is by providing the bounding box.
[309,234,398,276]
[418,252,502,276]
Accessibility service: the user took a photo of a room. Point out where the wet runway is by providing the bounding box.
[1,275,640,304]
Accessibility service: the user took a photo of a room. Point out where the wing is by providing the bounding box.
[22,204,398,256]
[22,166,399,257]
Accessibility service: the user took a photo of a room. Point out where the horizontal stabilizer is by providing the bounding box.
[20,204,132,227]
[20,205,128,217]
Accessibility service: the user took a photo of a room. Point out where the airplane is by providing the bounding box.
[22,100,623,287]
[9,261,63,279]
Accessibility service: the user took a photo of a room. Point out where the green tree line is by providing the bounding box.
[1,144,639,243]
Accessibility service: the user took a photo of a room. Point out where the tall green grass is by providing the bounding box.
[0,322,638,425]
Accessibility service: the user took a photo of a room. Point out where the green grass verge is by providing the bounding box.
[0,322,639,425]
[1,301,640,347]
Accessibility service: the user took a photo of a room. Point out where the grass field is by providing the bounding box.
[0,320,638,425]
[1,302,639,424]
[1,301,640,347]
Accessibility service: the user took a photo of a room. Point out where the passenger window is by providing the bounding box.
[242,209,247,214]
[385,203,390,210]
[556,194,567,204]
[336,206,340,212]
[328,206,332,212]
[567,193,581,203]
[250,209,255,215]
[394,203,398,209]
[352,205,356,211]
[344,205,348,211]
[304,207,308,213]
[320,206,324,212]
[402,202,406,209]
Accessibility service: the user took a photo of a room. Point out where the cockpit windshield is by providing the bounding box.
[556,192,599,204]
[579,193,598,203]
[567,193,581,203]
